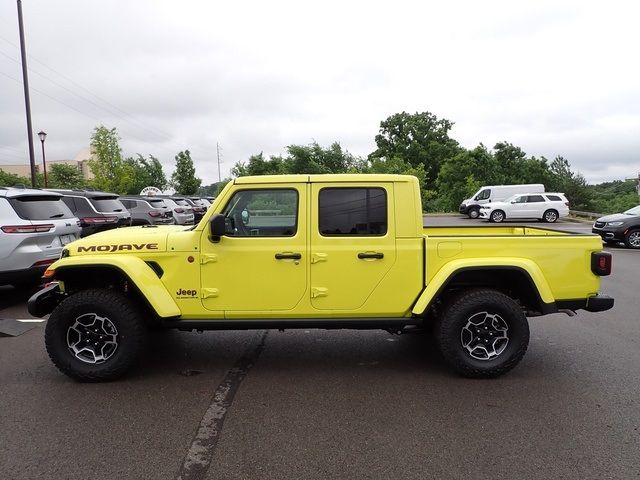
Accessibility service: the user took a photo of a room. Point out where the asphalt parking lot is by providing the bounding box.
[1,216,638,480]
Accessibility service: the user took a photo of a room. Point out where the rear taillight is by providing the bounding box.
[1,224,54,233]
[174,208,184,213]
[193,207,204,213]
[148,211,162,217]
[31,258,56,268]
[565,202,570,207]
[591,251,612,276]
[81,217,117,224]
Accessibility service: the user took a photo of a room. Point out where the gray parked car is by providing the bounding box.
[0,187,81,287]
[119,196,175,226]
[160,197,194,225]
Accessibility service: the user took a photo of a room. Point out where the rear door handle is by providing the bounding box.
[275,252,302,260]
[357,252,384,259]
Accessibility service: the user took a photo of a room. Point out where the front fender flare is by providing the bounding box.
[48,256,181,318]
[411,258,554,315]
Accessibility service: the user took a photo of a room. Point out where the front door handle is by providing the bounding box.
[275,252,302,260]
[358,252,384,260]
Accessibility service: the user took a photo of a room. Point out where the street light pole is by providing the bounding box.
[16,0,37,187]
[38,130,47,187]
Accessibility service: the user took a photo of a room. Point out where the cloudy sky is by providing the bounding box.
[1,0,639,185]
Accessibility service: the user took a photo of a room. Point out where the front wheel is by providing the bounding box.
[436,289,530,378]
[624,229,640,249]
[468,208,480,219]
[489,210,505,223]
[45,289,147,381]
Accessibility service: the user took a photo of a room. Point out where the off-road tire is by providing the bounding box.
[624,229,640,249]
[489,210,505,223]
[45,289,147,382]
[468,208,480,219]
[436,289,529,378]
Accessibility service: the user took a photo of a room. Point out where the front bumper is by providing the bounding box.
[27,283,65,317]
[592,226,625,242]
[459,204,468,214]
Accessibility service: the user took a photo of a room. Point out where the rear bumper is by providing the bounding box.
[556,295,614,313]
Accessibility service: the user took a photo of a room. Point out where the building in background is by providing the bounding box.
[0,147,95,180]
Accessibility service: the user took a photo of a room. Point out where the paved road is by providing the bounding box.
[1,217,638,480]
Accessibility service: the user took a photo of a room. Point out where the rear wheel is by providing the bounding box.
[543,209,558,223]
[45,289,147,381]
[436,289,529,378]
[489,210,505,223]
[468,208,480,219]
[624,229,640,249]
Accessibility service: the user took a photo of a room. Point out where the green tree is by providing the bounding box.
[48,163,85,189]
[171,150,201,195]
[142,155,168,190]
[548,156,592,210]
[232,152,285,177]
[369,111,461,189]
[0,170,29,187]
[88,126,130,193]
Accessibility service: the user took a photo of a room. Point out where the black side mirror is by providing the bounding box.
[209,214,226,241]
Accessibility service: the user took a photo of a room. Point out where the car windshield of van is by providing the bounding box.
[90,196,125,212]
[475,189,490,201]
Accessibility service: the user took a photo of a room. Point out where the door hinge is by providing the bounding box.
[311,253,328,264]
[311,287,328,298]
[201,254,218,264]
[201,288,219,299]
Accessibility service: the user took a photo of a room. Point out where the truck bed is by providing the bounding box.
[422,225,604,302]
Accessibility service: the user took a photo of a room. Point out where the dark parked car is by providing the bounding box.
[592,205,640,249]
[119,196,175,225]
[48,189,132,237]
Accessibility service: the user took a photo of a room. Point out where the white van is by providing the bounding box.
[459,184,545,219]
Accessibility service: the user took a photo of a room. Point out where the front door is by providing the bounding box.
[309,183,396,311]
[200,185,307,313]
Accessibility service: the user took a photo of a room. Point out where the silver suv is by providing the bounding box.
[0,187,81,287]
[160,197,194,225]
[119,196,175,226]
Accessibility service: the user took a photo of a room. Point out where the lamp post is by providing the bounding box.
[38,130,47,187]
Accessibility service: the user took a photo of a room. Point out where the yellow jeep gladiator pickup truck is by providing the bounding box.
[28,174,613,381]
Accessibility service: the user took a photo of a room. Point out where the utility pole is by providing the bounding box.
[17,0,37,187]
[216,142,222,183]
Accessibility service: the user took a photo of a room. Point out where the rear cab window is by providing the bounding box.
[8,195,75,220]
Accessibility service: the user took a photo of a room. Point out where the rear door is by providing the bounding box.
[525,194,546,218]
[310,183,396,311]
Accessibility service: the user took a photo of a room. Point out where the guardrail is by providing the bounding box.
[570,210,602,220]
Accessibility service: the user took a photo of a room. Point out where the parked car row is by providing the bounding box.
[0,186,214,287]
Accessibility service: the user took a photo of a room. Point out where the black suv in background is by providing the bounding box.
[48,189,131,237]
[120,196,175,225]
[592,205,640,249]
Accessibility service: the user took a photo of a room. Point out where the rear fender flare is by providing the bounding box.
[411,258,554,315]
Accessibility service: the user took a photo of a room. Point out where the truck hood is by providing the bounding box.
[65,225,189,256]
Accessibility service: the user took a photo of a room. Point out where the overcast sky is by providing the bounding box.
[1,0,639,185]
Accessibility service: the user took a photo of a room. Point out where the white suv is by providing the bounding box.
[479,193,570,223]
[0,187,81,288]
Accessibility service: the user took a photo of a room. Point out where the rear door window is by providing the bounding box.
[527,195,545,202]
[8,196,75,220]
[318,188,387,236]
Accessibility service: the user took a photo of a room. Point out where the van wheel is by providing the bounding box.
[45,289,147,382]
[489,210,505,223]
[436,289,529,378]
[543,209,558,223]
[468,208,480,219]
